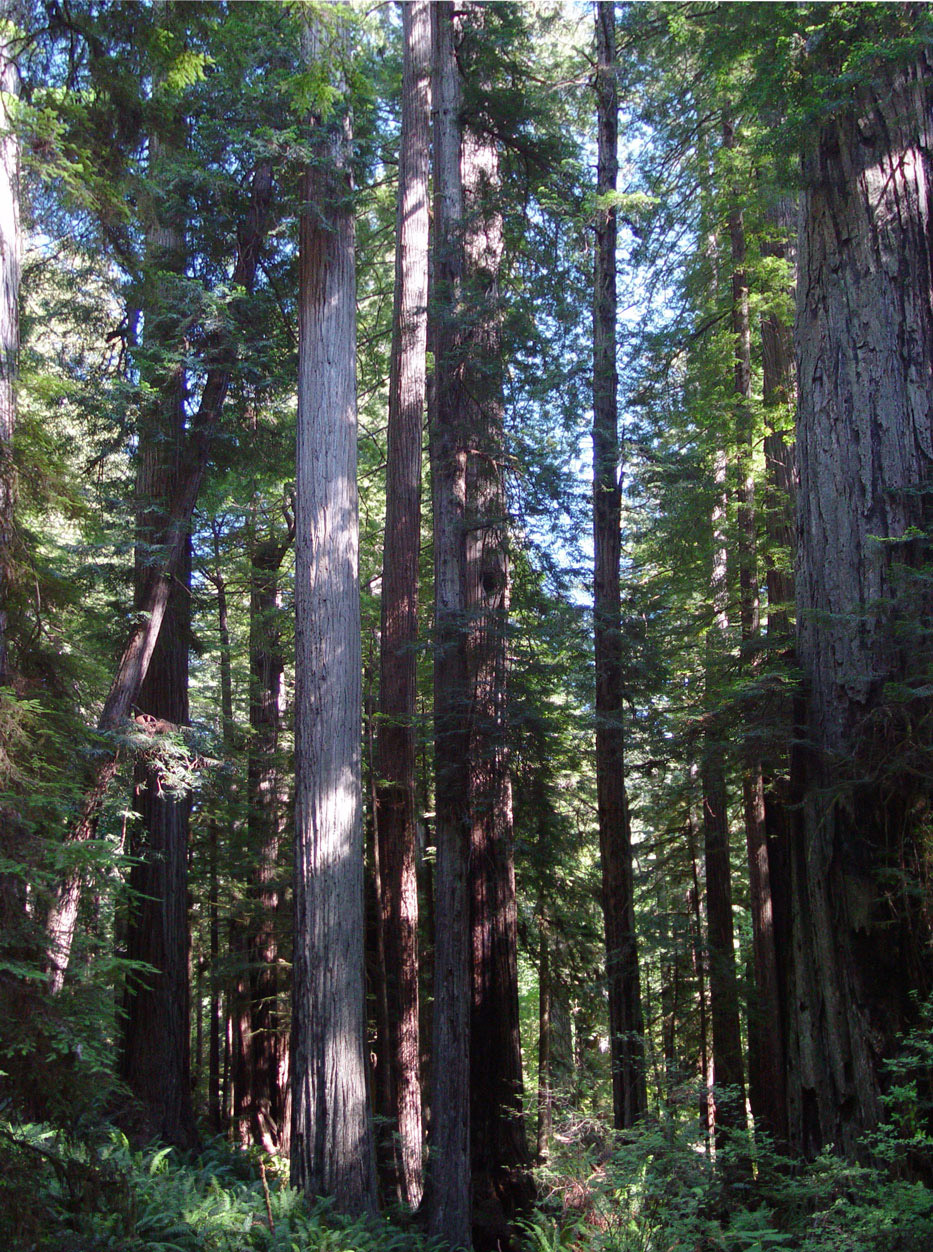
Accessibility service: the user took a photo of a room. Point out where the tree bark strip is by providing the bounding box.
[424,4,472,1244]
[289,9,376,1215]
[374,0,431,1208]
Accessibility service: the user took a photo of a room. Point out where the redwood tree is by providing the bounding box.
[374,0,431,1208]
[789,36,933,1159]
[290,9,376,1213]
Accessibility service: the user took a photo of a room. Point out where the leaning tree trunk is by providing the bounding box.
[424,4,472,1246]
[789,47,933,1161]
[374,0,431,1209]
[44,160,272,989]
[290,9,376,1215]
[592,0,647,1132]
[458,30,531,1234]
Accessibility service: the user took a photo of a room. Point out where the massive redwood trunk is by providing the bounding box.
[789,48,933,1159]
[290,10,376,1215]
[591,0,647,1133]
[374,0,431,1208]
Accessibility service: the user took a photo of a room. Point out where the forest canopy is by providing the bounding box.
[1,2,933,1250]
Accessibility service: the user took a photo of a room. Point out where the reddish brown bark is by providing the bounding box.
[374,0,431,1208]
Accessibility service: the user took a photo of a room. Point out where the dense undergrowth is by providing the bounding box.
[0,1125,438,1252]
[3,1008,932,1252]
[4,1107,933,1252]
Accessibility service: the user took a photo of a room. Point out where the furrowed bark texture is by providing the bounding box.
[592,0,647,1132]
[789,50,933,1159]
[374,0,431,1209]
[425,4,472,1245]
[290,11,376,1215]
[0,3,18,691]
[458,18,531,1231]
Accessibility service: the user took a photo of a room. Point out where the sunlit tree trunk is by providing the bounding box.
[290,9,376,1214]
[374,0,431,1208]
[592,0,647,1131]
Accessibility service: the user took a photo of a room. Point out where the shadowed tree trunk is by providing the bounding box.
[702,446,746,1141]
[458,13,531,1231]
[118,67,198,1145]
[424,4,472,1245]
[289,9,376,1215]
[592,0,647,1132]
[374,0,431,1209]
[788,46,933,1160]
[244,516,293,1150]
[723,114,786,1147]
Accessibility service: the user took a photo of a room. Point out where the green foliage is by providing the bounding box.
[0,1124,444,1252]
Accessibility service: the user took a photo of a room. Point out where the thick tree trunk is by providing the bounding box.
[592,0,647,1133]
[424,5,472,1245]
[0,4,18,691]
[290,10,376,1215]
[459,48,531,1237]
[374,0,431,1209]
[44,160,273,989]
[789,49,933,1159]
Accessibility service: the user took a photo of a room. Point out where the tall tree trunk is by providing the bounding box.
[459,20,531,1230]
[0,1,18,691]
[374,0,431,1209]
[789,48,933,1159]
[723,115,786,1145]
[44,160,273,989]
[592,0,647,1132]
[117,71,199,1145]
[424,4,472,1245]
[290,10,376,1215]
[245,521,292,1150]
[702,447,746,1140]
